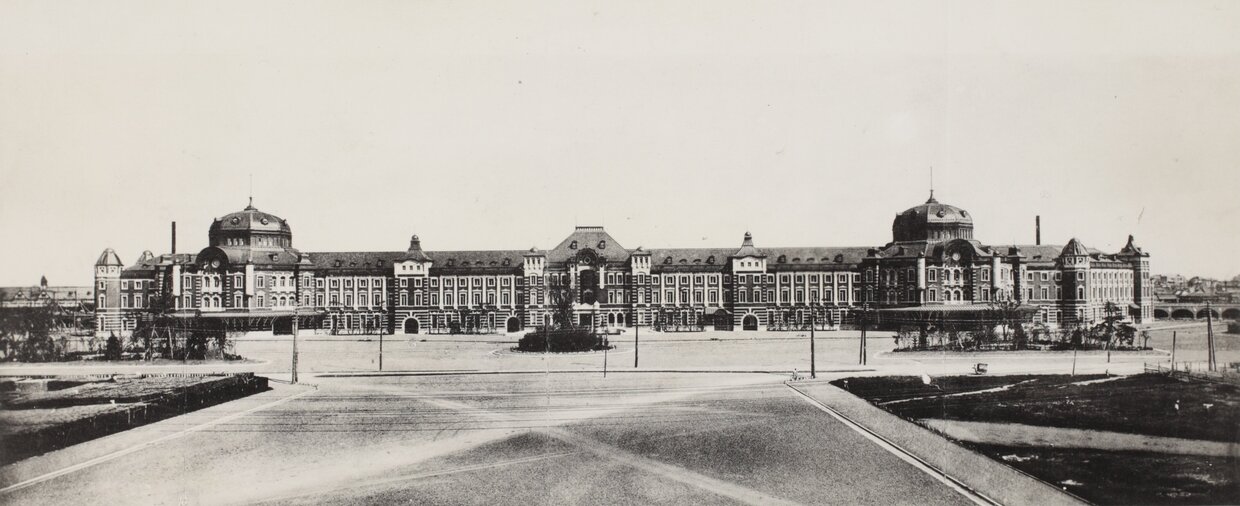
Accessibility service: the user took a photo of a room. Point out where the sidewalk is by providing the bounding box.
[792,381,1087,506]
[921,419,1239,457]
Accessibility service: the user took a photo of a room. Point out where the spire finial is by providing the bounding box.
[247,174,254,209]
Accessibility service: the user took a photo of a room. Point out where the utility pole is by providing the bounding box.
[633,319,639,368]
[379,325,384,371]
[859,303,868,366]
[291,256,300,384]
[1171,331,1177,372]
[810,310,817,379]
[1206,302,1216,372]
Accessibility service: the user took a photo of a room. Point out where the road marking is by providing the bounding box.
[418,384,806,506]
[784,383,998,506]
[0,385,317,496]
[543,427,803,506]
[265,451,578,502]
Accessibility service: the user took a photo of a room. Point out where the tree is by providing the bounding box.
[1090,302,1126,348]
[551,287,576,329]
[0,306,63,362]
[104,332,123,360]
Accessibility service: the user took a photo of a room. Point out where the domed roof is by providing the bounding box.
[898,193,973,224]
[1061,237,1089,257]
[891,192,975,243]
[95,248,123,267]
[210,202,291,235]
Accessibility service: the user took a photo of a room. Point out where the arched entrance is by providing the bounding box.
[403,318,420,334]
[1154,309,1170,319]
[506,317,521,333]
[1197,308,1220,319]
[1171,309,1194,320]
[272,317,293,335]
[1223,308,1240,320]
[713,310,732,331]
[742,314,758,331]
[617,313,626,326]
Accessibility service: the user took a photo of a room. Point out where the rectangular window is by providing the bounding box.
[121,280,129,290]
[1041,272,1049,281]
[257,295,265,307]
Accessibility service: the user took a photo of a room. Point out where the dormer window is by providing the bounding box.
[569,241,578,249]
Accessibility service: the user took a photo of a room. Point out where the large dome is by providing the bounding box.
[208,202,292,248]
[891,193,974,243]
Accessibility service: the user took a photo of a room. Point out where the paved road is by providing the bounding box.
[1,372,979,505]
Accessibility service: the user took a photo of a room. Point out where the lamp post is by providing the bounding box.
[809,307,817,379]
[634,317,640,368]
[291,255,300,384]
[858,302,869,366]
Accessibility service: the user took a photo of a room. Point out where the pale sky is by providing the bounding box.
[2,0,1239,286]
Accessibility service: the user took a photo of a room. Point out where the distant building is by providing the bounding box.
[94,194,1153,336]
[0,276,94,310]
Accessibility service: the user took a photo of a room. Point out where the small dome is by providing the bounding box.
[95,248,123,267]
[1061,237,1089,257]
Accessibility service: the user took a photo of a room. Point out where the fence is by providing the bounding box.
[1145,361,1240,385]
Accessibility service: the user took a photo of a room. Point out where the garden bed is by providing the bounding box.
[835,373,1240,504]
[0,373,268,466]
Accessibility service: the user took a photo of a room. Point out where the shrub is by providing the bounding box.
[104,333,123,360]
[517,327,609,353]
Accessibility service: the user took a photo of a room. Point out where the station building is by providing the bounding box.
[93,194,1152,337]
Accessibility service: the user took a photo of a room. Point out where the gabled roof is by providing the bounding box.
[197,246,306,268]
[402,235,432,262]
[766,247,869,268]
[648,248,734,270]
[1118,234,1148,257]
[732,232,765,258]
[306,250,526,273]
[546,226,628,263]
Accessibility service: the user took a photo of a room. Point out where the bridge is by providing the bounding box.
[1153,302,1240,320]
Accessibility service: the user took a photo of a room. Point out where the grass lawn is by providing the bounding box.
[836,373,1240,443]
[837,373,1240,505]
[966,444,1239,505]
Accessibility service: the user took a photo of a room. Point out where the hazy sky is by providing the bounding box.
[2,0,1239,286]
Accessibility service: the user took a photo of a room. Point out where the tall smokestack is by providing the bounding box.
[171,221,177,256]
[1035,216,1041,245]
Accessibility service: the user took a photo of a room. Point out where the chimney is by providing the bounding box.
[171,221,177,256]
[1035,216,1041,245]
